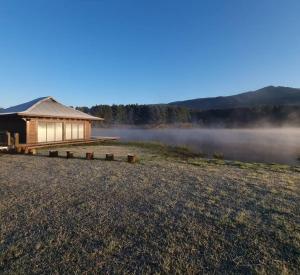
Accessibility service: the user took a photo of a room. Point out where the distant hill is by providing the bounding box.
[77,85,300,127]
[169,86,300,110]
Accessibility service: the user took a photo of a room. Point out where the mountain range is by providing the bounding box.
[169,86,300,110]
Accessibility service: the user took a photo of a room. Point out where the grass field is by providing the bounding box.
[0,142,299,274]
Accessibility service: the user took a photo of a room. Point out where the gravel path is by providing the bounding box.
[0,145,299,274]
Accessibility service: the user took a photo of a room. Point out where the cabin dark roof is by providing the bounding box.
[0,97,103,120]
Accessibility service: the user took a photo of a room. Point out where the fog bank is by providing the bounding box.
[93,128,300,165]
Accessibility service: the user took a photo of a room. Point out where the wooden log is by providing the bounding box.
[66,151,74,159]
[49,151,59,157]
[86,152,94,160]
[127,154,137,163]
[106,153,114,161]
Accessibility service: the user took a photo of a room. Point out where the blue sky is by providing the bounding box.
[0,0,299,107]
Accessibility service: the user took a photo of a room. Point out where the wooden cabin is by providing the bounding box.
[0,97,103,146]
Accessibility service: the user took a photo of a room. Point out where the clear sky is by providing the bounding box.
[0,0,299,107]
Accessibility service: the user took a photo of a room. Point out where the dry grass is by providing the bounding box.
[0,143,299,274]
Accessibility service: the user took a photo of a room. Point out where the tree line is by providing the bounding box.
[76,104,300,127]
[76,104,191,125]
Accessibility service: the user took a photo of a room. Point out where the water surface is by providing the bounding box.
[93,128,300,165]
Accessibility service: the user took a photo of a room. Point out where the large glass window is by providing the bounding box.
[78,124,84,139]
[47,123,55,142]
[65,123,72,140]
[72,124,78,140]
[38,122,63,143]
[65,123,84,140]
[55,123,63,141]
[38,122,47,143]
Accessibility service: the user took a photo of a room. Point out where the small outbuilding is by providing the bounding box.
[0,96,103,145]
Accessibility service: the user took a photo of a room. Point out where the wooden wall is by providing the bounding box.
[84,121,91,140]
[26,118,92,144]
[27,119,37,144]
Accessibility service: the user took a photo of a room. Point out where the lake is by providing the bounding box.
[93,128,300,165]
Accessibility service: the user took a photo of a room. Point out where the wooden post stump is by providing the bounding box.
[106,153,114,161]
[27,149,37,155]
[127,154,137,163]
[66,151,74,159]
[16,147,22,154]
[86,152,94,160]
[49,151,59,157]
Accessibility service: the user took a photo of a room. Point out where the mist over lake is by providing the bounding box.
[93,128,300,165]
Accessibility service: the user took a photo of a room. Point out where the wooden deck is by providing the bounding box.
[17,137,120,150]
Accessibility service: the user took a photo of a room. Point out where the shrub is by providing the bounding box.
[213,152,224,160]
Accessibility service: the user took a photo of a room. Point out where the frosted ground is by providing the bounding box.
[0,143,299,274]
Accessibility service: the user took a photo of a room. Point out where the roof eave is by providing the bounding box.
[21,113,104,121]
[0,113,20,118]
[0,112,103,121]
